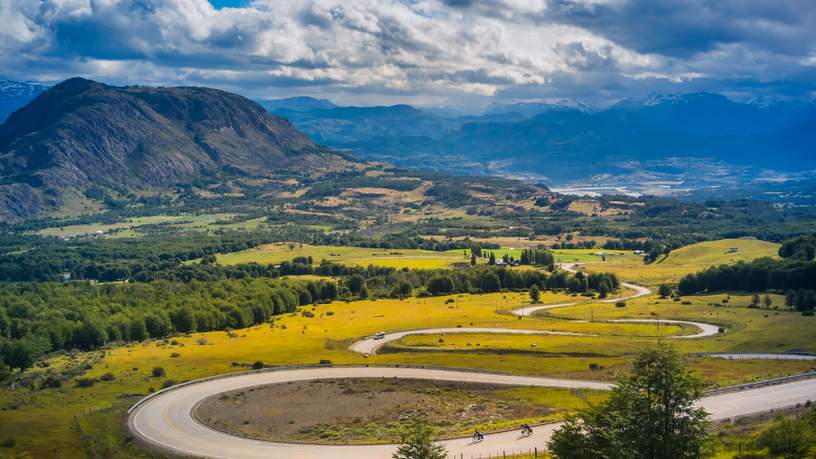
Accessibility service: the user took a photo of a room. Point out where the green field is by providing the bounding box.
[215,242,470,269]
[36,213,257,238]
[583,238,780,286]
[0,237,809,458]
[214,243,639,270]
[457,247,640,264]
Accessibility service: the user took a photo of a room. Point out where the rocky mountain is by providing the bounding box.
[265,93,816,185]
[0,80,49,122]
[0,78,354,221]
[257,96,336,113]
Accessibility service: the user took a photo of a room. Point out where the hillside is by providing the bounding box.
[0,80,48,122]
[266,93,816,186]
[0,78,354,221]
[584,238,781,286]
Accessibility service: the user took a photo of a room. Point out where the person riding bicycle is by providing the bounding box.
[473,429,484,441]
[521,423,532,435]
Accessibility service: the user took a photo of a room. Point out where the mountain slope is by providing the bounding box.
[266,93,816,184]
[0,78,353,221]
[0,80,49,122]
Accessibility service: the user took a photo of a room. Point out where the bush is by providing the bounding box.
[40,375,63,389]
[252,361,265,370]
[75,377,96,388]
[170,352,181,358]
[151,367,166,378]
[319,359,332,365]
[1,438,15,448]
[99,372,115,381]
[615,301,626,307]
[161,379,177,389]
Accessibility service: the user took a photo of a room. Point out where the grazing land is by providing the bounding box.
[583,238,780,285]
[196,378,606,444]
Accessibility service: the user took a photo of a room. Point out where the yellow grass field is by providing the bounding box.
[583,238,780,286]
[215,242,471,269]
[0,237,807,458]
[2,283,815,458]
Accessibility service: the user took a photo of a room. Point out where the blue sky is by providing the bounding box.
[1,0,815,107]
[208,0,247,9]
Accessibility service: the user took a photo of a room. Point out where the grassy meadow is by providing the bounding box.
[583,238,780,286]
[0,236,810,458]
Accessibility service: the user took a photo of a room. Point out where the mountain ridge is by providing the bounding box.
[0,78,354,221]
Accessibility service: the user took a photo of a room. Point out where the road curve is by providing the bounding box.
[349,327,592,355]
[129,366,816,459]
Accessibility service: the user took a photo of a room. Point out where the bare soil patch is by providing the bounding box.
[195,378,582,444]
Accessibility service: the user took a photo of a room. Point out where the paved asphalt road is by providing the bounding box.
[129,366,816,459]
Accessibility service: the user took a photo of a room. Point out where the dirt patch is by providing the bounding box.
[195,378,572,444]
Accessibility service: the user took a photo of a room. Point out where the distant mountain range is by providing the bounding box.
[261,93,816,187]
[0,78,352,221]
[0,80,49,122]
[2,78,815,196]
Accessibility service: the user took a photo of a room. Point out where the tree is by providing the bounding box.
[392,419,447,459]
[598,282,609,298]
[751,293,760,307]
[129,317,148,341]
[470,253,477,266]
[3,340,36,371]
[72,319,108,350]
[786,290,797,309]
[427,276,455,295]
[345,274,365,294]
[756,416,813,459]
[658,284,672,298]
[171,307,197,333]
[763,295,773,310]
[549,344,709,459]
[529,285,541,303]
[479,272,501,292]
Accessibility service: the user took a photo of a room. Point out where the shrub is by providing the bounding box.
[40,375,63,389]
[161,379,177,389]
[1,438,15,448]
[197,338,208,345]
[170,352,181,358]
[151,367,166,378]
[615,301,626,307]
[252,361,265,370]
[319,359,332,365]
[99,372,115,381]
[75,377,96,388]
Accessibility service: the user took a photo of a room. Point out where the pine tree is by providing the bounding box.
[392,419,447,459]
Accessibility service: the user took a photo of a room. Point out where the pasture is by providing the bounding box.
[582,238,780,286]
[2,285,814,457]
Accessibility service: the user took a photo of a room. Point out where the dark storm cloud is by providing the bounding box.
[548,0,816,58]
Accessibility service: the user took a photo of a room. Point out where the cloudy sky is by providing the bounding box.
[2,0,815,107]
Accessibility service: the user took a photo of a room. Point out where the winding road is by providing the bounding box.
[350,281,718,355]
[127,268,799,458]
[129,366,816,459]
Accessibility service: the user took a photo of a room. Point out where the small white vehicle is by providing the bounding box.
[373,332,386,340]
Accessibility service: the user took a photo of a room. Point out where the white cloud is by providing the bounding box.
[0,0,814,105]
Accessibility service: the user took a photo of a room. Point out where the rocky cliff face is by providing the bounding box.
[0,78,353,221]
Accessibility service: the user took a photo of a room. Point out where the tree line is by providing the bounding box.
[677,257,816,311]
